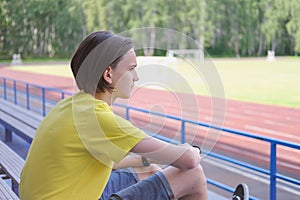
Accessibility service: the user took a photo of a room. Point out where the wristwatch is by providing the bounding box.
[193,145,202,155]
[141,156,150,167]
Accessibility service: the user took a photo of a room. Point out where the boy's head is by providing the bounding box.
[71,31,135,96]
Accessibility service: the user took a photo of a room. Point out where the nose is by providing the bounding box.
[133,69,139,82]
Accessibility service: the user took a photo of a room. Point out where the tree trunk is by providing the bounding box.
[143,28,155,56]
[257,32,264,56]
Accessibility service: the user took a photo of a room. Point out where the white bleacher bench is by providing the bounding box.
[0,140,25,200]
[0,99,43,143]
[0,140,24,199]
[0,177,19,200]
[0,99,43,199]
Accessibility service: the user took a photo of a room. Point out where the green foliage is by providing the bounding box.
[0,0,84,58]
[0,0,300,59]
[285,0,300,52]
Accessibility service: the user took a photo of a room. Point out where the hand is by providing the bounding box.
[191,145,202,164]
[192,145,202,155]
[179,143,202,164]
[179,143,201,155]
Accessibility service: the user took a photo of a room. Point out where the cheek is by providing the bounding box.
[115,73,132,88]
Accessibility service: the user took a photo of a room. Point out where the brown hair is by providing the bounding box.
[70,31,125,93]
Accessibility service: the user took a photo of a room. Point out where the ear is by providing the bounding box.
[103,66,113,84]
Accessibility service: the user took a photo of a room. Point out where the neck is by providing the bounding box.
[95,91,115,106]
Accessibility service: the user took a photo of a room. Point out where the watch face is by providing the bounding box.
[142,157,150,167]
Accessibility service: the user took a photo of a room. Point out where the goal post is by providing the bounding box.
[167,49,205,63]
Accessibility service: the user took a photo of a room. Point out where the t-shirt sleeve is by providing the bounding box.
[96,112,148,163]
[76,107,147,166]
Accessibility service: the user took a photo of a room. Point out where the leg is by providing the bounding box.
[111,164,207,200]
[99,169,137,200]
[110,171,174,200]
[100,166,161,200]
[162,164,207,200]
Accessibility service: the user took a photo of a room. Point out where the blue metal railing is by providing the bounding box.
[1,76,299,200]
[0,77,73,116]
[114,103,300,200]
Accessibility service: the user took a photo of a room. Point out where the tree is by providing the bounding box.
[286,0,300,53]
[1,0,300,59]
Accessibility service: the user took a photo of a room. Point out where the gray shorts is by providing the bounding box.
[100,169,174,200]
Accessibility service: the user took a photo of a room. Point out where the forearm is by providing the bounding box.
[113,155,150,169]
[131,137,201,171]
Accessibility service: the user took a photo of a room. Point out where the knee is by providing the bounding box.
[195,164,206,180]
[192,165,207,191]
[178,165,207,195]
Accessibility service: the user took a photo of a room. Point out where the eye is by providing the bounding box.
[129,67,136,71]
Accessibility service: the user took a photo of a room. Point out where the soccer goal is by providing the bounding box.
[166,49,205,63]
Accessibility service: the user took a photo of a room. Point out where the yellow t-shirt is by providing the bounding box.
[19,92,147,200]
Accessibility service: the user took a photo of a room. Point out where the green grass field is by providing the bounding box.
[212,58,300,107]
[7,57,300,108]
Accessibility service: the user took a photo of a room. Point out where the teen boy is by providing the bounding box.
[20,31,249,200]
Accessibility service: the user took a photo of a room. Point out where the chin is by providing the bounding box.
[119,96,130,100]
[119,94,131,99]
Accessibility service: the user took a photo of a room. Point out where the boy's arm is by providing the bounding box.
[130,136,201,171]
[112,155,152,169]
